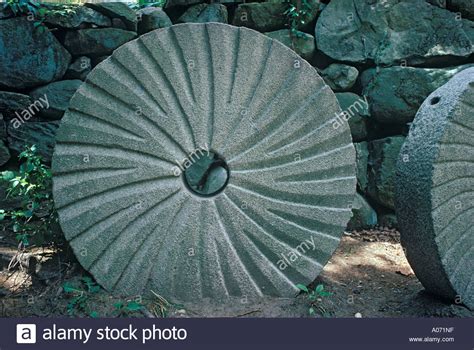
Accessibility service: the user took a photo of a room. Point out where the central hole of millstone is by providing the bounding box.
[183,151,229,197]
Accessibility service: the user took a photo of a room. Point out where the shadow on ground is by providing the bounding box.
[1,228,472,318]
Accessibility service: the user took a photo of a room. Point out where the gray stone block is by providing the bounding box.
[321,64,359,92]
[0,91,32,116]
[85,2,137,32]
[8,121,59,163]
[52,24,356,302]
[63,28,137,57]
[395,67,474,310]
[335,92,369,142]
[137,7,172,35]
[65,57,92,81]
[347,193,377,230]
[178,3,228,24]
[0,17,71,90]
[264,29,315,62]
[368,136,405,210]
[233,2,287,32]
[354,141,369,193]
[316,0,474,66]
[361,64,473,125]
[30,80,83,120]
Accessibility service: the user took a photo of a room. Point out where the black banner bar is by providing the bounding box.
[2,317,473,350]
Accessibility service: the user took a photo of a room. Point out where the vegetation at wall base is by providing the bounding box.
[0,145,61,248]
[284,0,313,37]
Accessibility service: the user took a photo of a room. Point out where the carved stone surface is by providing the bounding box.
[52,23,356,301]
[395,68,474,309]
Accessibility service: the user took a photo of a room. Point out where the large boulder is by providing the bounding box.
[316,0,474,66]
[30,80,83,120]
[0,17,71,90]
[0,92,32,116]
[233,2,287,32]
[85,2,137,32]
[368,136,405,210]
[7,121,60,163]
[361,65,473,125]
[348,193,378,230]
[63,28,137,56]
[178,3,228,23]
[137,7,172,35]
[335,93,369,142]
[321,64,359,92]
[45,5,111,28]
[354,141,369,193]
[264,29,315,62]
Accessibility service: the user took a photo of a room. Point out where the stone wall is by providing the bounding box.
[0,0,473,230]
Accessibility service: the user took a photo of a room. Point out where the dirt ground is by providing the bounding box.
[1,228,472,318]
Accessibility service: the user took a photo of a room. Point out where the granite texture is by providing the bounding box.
[52,23,356,302]
[395,68,474,310]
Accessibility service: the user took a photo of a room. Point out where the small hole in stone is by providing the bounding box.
[430,97,441,105]
[183,151,229,197]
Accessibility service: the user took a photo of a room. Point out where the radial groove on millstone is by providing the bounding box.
[395,67,474,310]
[52,23,356,302]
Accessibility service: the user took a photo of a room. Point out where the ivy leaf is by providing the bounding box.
[296,284,308,293]
[126,301,143,311]
[1,171,15,181]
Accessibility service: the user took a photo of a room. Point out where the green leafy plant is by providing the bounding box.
[4,0,47,31]
[4,0,39,16]
[0,145,59,247]
[297,283,331,316]
[284,0,314,37]
[113,300,143,317]
[63,276,101,316]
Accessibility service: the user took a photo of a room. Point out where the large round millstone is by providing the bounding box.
[52,23,356,301]
[395,68,474,309]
